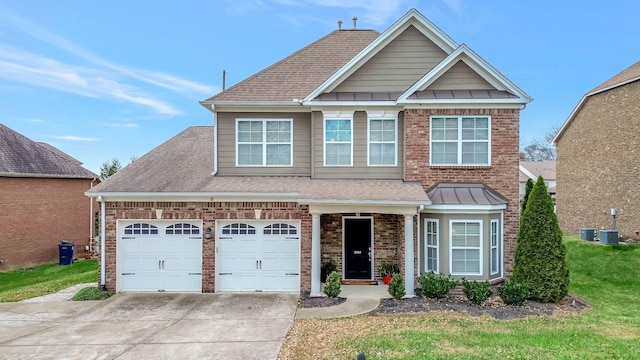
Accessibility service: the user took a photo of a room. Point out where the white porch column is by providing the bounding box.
[404,214,415,296]
[311,213,322,296]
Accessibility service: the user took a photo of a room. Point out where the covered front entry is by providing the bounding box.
[216,220,300,292]
[343,217,373,280]
[117,220,203,292]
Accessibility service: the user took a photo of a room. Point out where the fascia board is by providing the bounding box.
[303,9,458,103]
[204,103,310,113]
[304,101,398,108]
[552,95,586,145]
[298,199,430,206]
[519,164,536,180]
[401,103,524,110]
[85,191,299,202]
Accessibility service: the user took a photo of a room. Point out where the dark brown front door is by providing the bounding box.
[344,218,372,279]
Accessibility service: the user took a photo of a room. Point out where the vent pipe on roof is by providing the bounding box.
[337,19,342,30]
[352,16,357,29]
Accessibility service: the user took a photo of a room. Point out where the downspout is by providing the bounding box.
[211,108,218,176]
[98,195,106,290]
[89,179,95,254]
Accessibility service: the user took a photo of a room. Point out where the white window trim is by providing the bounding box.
[429,115,492,166]
[424,218,439,274]
[490,219,500,275]
[449,219,483,276]
[235,118,293,167]
[367,111,398,167]
[323,111,354,167]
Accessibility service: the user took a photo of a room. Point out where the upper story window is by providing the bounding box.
[236,119,292,166]
[324,112,353,166]
[430,116,490,166]
[368,112,398,166]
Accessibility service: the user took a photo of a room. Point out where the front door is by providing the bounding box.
[344,218,372,279]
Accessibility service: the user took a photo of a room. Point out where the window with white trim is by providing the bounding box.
[450,220,482,275]
[236,119,292,166]
[368,117,397,166]
[490,219,499,275]
[425,219,439,273]
[324,118,352,166]
[430,116,490,165]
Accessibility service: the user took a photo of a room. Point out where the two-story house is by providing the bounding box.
[87,9,531,296]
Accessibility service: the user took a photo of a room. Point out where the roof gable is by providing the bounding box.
[397,44,532,104]
[554,61,640,144]
[0,123,96,179]
[304,8,457,102]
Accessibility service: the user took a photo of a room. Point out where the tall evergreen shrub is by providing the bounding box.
[521,178,534,215]
[513,176,569,302]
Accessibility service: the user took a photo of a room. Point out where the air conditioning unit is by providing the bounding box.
[580,228,596,241]
[599,230,619,245]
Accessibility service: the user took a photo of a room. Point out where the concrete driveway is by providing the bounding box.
[0,292,298,360]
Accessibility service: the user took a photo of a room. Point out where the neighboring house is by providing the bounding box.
[87,9,531,295]
[0,124,99,269]
[553,61,640,238]
[519,160,556,202]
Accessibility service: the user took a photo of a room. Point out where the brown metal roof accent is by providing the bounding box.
[408,89,517,100]
[313,91,404,101]
[89,126,429,204]
[205,30,380,103]
[0,123,97,179]
[426,182,508,206]
[590,60,640,94]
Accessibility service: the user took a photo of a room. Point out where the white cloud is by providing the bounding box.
[103,122,139,128]
[304,0,411,27]
[50,135,100,142]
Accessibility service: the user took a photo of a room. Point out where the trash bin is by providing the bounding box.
[59,241,75,265]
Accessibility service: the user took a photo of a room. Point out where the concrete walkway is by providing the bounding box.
[296,283,390,319]
[21,282,96,302]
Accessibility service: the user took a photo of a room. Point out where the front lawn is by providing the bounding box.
[0,260,98,302]
[279,235,640,359]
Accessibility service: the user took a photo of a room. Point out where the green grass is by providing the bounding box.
[0,260,98,302]
[72,286,111,301]
[285,235,640,359]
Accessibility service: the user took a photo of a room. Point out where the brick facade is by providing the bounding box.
[404,108,521,275]
[102,201,311,292]
[556,80,640,238]
[0,177,98,270]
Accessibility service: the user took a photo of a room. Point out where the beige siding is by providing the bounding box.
[334,25,448,92]
[216,112,311,176]
[428,60,494,90]
[312,111,404,179]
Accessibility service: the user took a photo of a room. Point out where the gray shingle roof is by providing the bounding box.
[0,123,97,179]
[426,182,508,206]
[204,30,380,103]
[590,60,640,94]
[89,126,429,204]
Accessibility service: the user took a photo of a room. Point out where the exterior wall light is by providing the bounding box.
[204,227,212,239]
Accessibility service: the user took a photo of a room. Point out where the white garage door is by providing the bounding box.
[216,221,300,292]
[118,220,202,292]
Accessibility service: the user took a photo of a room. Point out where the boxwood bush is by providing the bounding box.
[462,279,492,305]
[418,271,458,299]
[498,278,529,305]
[323,271,341,298]
[388,273,406,300]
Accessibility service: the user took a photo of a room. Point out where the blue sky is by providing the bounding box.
[1,0,639,173]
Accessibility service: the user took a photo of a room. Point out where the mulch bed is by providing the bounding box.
[298,291,589,319]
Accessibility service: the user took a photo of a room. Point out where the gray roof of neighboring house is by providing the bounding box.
[88,126,430,204]
[204,29,380,103]
[426,182,508,206]
[519,160,556,181]
[0,123,97,179]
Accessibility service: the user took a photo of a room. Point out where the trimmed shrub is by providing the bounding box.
[462,279,492,305]
[418,271,458,299]
[388,273,406,300]
[514,176,570,303]
[72,286,112,301]
[323,271,341,298]
[498,278,529,305]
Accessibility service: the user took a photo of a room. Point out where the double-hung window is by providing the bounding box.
[236,119,292,166]
[324,115,353,166]
[425,219,439,273]
[430,116,490,165]
[450,220,482,275]
[368,115,397,166]
[490,219,500,275]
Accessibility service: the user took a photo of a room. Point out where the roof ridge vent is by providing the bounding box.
[337,19,342,30]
